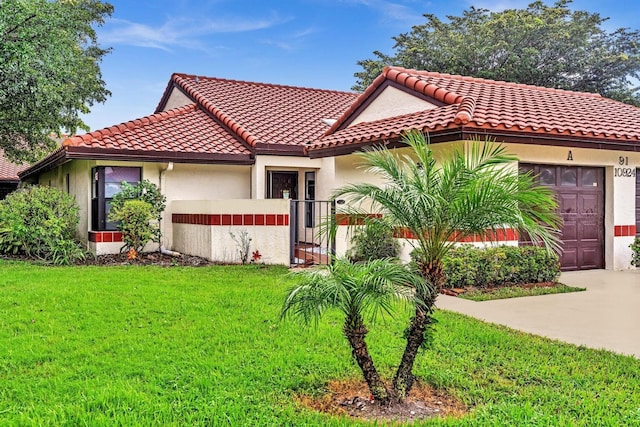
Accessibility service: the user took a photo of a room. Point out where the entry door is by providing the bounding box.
[520,164,604,270]
[267,171,298,199]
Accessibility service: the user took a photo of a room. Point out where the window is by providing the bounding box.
[91,166,141,231]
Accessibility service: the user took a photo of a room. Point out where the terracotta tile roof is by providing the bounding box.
[311,66,640,152]
[0,150,27,182]
[313,105,461,149]
[162,74,359,147]
[63,104,251,156]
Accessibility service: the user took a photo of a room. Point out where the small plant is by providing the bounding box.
[229,229,252,264]
[108,199,156,259]
[0,185,85,265]
[110,180,166,245]
[347,223,400,262]
[251,250,262,263]
[630,237,640,267]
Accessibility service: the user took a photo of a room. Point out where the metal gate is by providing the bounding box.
[290,200,335,266]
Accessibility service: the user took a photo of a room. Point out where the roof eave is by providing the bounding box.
[65,147,255,165]
[20,146,255,180]
[254,143,306,156]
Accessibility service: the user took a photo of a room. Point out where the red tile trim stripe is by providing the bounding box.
[614,225,637,237]
[172,213,289,226]
[392,227,519,242]
[88,231,123,243]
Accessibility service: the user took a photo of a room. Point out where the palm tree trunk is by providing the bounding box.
[392,261,443,400]
[344,314,392,404]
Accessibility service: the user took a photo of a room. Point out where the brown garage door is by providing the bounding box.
[520,164,604,271]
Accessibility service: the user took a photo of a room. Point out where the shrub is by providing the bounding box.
[630,238,640,267]
[347,223,400,262]
[435,245,560,289]
[110,180,166,245]
[108,199,155,258]
[0,185,85,264]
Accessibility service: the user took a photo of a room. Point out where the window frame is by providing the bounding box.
[91,166,142,231]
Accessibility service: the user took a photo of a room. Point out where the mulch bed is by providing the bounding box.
[297,379,467,423]
[1,252,216,267]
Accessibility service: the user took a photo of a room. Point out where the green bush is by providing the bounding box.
[110,179,166,245]
[347,223,400,262]
[108,199,155,257]
[630,238,640,267]
[0,185,85,264]
[441,245,560,289]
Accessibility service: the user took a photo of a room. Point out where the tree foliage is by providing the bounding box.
[353,0,640,105]
[0,0,113,163]
[331,130,560,399]
[281,257,430,404]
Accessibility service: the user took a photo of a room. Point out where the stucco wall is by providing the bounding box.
[171,199,290,265]
[350,86,437,126]
[161,88,195,111]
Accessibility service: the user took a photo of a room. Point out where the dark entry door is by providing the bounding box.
[520,164,604,270]
[267,171,298,199]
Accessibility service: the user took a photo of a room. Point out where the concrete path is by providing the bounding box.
[436,269,640,358]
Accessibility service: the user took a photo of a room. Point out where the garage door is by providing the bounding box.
[520,164,604,271]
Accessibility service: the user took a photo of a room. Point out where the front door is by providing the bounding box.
[267,171,298,200]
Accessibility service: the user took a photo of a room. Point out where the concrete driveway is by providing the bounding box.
[436,269,640,358]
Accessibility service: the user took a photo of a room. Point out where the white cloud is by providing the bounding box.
[99,12,289,52]
[339,0,422,25]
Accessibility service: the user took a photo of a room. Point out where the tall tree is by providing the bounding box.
[353,0,640,105]
[332,131,560,399]
[0,0,113,163]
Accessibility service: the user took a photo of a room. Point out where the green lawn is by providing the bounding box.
[459,283,585,301]
[0,260,638,426]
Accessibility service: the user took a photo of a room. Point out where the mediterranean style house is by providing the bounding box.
[19,67,640,270]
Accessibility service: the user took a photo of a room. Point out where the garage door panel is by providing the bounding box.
[561,249,578,270]
[579,193,601,214]
[579,220,601,241]
[580,247,600,269]
[561,220,577,241]
[559,193,578,214]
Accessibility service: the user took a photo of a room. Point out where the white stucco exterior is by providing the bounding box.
[350,86,437,126]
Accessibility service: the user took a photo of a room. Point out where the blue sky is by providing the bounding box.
[83,0,638,132]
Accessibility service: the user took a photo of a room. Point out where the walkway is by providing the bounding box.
[436,269,640,358]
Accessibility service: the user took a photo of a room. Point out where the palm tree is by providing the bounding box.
[281,257,430,404]
[332,130,560,399]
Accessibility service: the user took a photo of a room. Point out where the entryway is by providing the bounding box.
[289,200,335,266]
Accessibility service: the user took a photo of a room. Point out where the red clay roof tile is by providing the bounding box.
[165,73,358,147]
[63,104,251,156]
[0,150,27,182]
[311,66,640,151]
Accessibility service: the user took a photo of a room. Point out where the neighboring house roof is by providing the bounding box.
[0,150,27,183]
[21,74,358,179]
[157,73,359,153]
[309,66,640,156]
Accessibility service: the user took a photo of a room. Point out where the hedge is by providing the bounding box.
[442,245,560,289]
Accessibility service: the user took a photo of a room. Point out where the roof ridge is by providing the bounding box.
[63,104,198,147]
[385,66,603,99]
[383,66,466,105]
[172,72,356,96]
[172,74,259,147]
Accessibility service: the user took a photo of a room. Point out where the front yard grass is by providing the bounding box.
[458,282,585,301]
[0,260,638,426]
